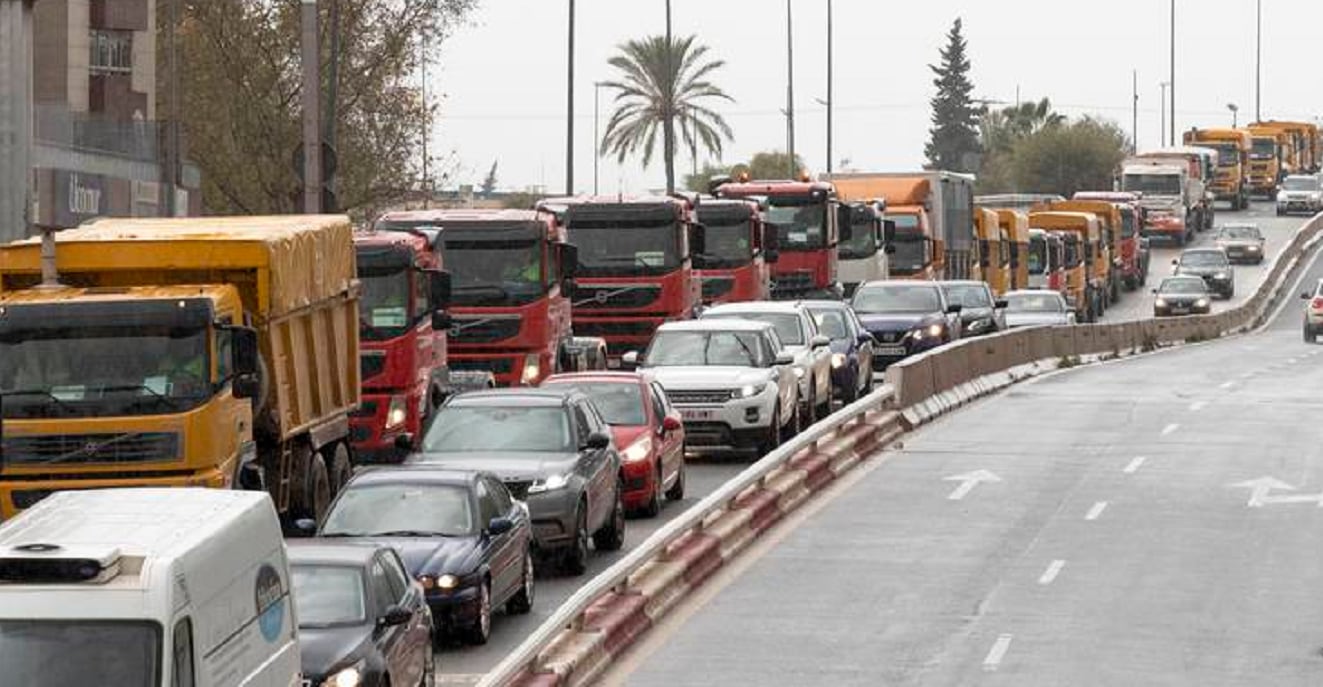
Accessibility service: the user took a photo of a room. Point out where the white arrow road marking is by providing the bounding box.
[1229,477,1297,507]
[1161,423,1180,436]
[983,634,1014,670]
[1038,560,1066,585]
[944,470,1002,501]
[1085,501,1108,520]
[1123,456,1147,474]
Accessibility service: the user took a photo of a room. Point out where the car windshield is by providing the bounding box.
[1180,251,1228,267]
[809,308,850,340]
[1282,177,1317,191]
[1028,237,1047,274]
[1218,226,1259,240]
[358,267,414,341]
[705,312,804,345]
[322,482,476,536]
[942,284,992,309]
[1005,294,1064,313]
[567,221,682,277]
[545,382,645,426]
[646,330,766,367]
[853,285,942,314]
[695,219,753,268]
[0,620,159,686]
[1159,279,1208,295]
[765,198,827,250]
[422,405,572,453]
[292,564,367,627]
[1123,173,1182,195]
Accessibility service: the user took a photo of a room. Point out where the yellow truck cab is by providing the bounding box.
[1029,211,1105,322]
[1183,128,1252,209]
[1245,124,1291,197]
[1254,120,1321,175]
[1042,199,1123,304]
[973,208,1009,296]
[994,209,1032,291]
[0,216,365,523]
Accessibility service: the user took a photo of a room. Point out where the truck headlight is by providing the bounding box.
[326,661,364,687]
[385,395,408,430]
[736,383,768,398]
[1247,245,1260,252]
[622,436,653,463]
[527,473,570,494]
[520,354,542,385]
[831,353,846,369]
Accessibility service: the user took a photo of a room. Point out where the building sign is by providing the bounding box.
[35,169,111,227]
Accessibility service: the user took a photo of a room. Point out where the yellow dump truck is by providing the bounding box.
[1244,124,1290,197]
[0,216,362,523]
[1028,211,1106,323]
[973,208,1010,296]
[1254,120,1321,174]
[1183,128,1252,209]
[994,209,1031,290]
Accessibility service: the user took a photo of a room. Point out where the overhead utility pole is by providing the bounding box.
[565,0,575,195]
[300,0,321,213]
[785,0,796,176]
[825,0,833,174]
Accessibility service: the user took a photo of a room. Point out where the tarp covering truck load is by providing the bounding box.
[0,216,365,524]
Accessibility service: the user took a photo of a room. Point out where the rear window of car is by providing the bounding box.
[544,382,645,426]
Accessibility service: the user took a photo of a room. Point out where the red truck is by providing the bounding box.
[349,228,453,463]
[375,209,598,388]
[694,198,776,305]
[1072,191,1151,289]
[713,178,842,300]
[539,196,704,366]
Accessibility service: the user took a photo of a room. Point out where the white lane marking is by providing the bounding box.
[983,634,1014,670]
[1239,371,1255,379]
[944,470,1002,501]
[1123,456,1147,474]
[1085,501,1109,520]
[1219,381,1236,389]
[1189,400,1208,412]
[1161,423,1180,436]
[1038,560,1066,585]
[1288,358,1299,364]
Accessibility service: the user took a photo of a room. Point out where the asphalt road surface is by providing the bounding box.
[612,221,1323,685]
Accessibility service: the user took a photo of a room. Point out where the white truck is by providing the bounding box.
[1121,161,1195,246]
[1129,148,1217,231]
[0,488,300,686]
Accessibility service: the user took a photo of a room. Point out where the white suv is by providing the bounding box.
[625,320,800,456]
[1302,279,1323,342]
[700,301,834,426]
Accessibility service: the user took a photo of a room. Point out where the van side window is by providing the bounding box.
[370,559,397,616]
[215,317,233,382]
[172,617,195,687]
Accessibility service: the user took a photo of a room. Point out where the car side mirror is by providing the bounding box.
[811,334,831,349]
[487,517,515,536]
[1303,292,1312,300]
[230,326,260,377]
[946,304,963,315]
[557,243,579,280]
[583,431,611,451]
[432,311,452,332]
[774,351,795,366]
[994,299,1009,309]
[292,518,317,537]
[394,433,414,452]
[621,350,641,369]
[763,224,780,254]
[1152,289,1160,294]
[379,605,413,628]
[561,277,577,299]
[428,269,452,310]
[857,331,874,344]
[764,248,780,264]
[661,415,683,432]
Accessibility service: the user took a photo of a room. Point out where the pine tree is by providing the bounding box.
[924,19,982,173]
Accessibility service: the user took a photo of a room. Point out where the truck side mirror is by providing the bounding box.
[231,327,260,377]
[557,243,579,280]
[689,223,707,257]
[883,219,897,244]
[427,269,451,310]
[762,222,780,263]
[432,311,452,331]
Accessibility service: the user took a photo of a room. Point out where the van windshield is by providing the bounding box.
[0,620,159,686]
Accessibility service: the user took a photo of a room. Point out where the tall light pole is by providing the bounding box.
[1169,0,1176,146]
[825,0,833,174]
[593,82,605,195]
[565,0,576,196]
[784,0,796,176]
[1227,103,1239,128]
[0,0,36,239]
[1132,70,1138,154]
[664,0,675,193]
[1255,0,1262,123]
[1159,82,1170,147]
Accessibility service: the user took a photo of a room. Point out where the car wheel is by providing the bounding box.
[592,482,626,551]
[562,505,589,576]
[841,370,859,404]
[1304,324,1314,343]
[798,385,814,428]
[665,457,686,501]
[506,551,535,615]
[781,400,802,442]
[640,463,662,518]
[465,580,491,645]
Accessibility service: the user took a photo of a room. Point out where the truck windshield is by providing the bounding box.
[1123,174,1182,196]
[765,198,827,251]
[1208,143,1240,166]
[1251,138,1276,159]
[440,234,546,307]
[0,620,160,686]
[1028,237,1047,275]
[695,220,753,268]
[645,330,766,368]
[359,267,416,341]
[889,217,927,275]
[0,323,210,419]
[567,221,682,277]
[839,219,878,259]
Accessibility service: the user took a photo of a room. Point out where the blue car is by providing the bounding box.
[850,281,963,370]
[802,300,876,403]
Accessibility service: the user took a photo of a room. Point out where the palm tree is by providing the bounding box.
[599,35,734,194]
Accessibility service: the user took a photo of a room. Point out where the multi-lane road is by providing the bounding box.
[606,209,1323,685]
[438,202,1312,685]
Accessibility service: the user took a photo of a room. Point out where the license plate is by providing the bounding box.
[878,345,907,357]
[680,408,717,422]
[606,358,622,369]
[1170,307,1189,314]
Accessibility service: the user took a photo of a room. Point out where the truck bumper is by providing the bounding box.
[572,316,669,366]
[0,467,230,520]
[349,391,424,463]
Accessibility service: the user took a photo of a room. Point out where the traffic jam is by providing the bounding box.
[2,144,1322,684]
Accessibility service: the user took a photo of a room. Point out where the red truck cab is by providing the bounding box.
[694,198,776,305]
[714,179,842,300]
[375,209,581,388]
[540,196,704,366]
[1072,191,1150,289]
[350,229,452,463]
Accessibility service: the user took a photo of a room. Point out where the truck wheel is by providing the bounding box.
[325,443,353,494]
[592,482,626,552]
[293,445,331,525]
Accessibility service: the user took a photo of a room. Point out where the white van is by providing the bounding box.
[0,488,300,686]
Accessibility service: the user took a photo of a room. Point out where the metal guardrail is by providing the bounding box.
[479,383,896,686]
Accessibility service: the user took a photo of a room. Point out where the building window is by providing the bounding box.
[90,30,133,74]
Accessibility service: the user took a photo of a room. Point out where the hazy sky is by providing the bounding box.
[432,1,1322,194]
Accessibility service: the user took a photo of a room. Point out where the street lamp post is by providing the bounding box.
[825,0,833,175]
[1159,82,1170,147]
[1169,0,1176,146]
[593,81,606,195]
[565,0,575,196]
[1255,0,1262,123]
[1227,103,1239,128]
[784,0,796,176]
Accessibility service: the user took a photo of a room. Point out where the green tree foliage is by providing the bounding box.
[684,162,730,193]
[167,0,474,215]
[924,19,981,173]
[1010,117,1131,196]
[600,35,734,194]
[978,98,1065,192]
[739,150,806,181]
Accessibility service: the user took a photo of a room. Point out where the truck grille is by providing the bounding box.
[360,352,387,380]
[701,276,735,301]
[451,358,515,376]
[2,432,181,465]
[573,284,660,310]
[449,316,522,344]
[666,389,734,405]
[771,270,814,295]
[571,320,659,339]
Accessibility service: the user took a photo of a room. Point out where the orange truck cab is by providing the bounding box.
[1073,191,1150,290]
[375,208,594,389]
[1254,120,1321,174]
[974,208,1010,296]
[1183,128,1252,209]
[995,209,1032,290]
[1245,124,1290,197]
[1029,211,1106,322]
[694,199,776,305]
[713,180,842,300]
[1043,199,1123,303]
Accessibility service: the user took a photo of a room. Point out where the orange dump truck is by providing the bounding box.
[1028,211,1106,322]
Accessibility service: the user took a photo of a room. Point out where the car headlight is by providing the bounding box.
[831,353,846,369]
[385,395,408,430]
[527,473,570,494]
[926,323,944,338]
[1155,298,1167,308]
[520,353,541,385]
[622,435,653,463]
[1195,298,1209,308]
[736,382,768,398]
[325,661,364,687]
[1214,272,1228,280]
[1247,245,1261,251]
[436,573,460,590]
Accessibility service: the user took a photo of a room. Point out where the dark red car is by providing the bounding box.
[542,372,686,517]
